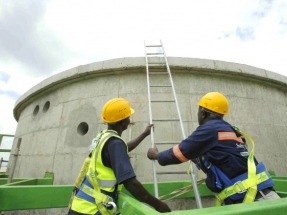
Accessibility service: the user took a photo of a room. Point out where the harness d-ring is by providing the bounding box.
[105,201,117,215]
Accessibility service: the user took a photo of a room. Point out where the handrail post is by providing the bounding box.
[7,138,21,183]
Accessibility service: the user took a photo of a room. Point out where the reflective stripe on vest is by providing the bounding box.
[76,178,95,203]
[76,177,119,204]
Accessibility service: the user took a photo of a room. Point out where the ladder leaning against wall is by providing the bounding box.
[144,40,202,208]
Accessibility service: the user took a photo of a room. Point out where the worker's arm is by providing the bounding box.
[127,124,153,152]
[106,137,170,213]
[106,138,170,212]
[123,177,171,213]
[147,147,182,166]
[148,124,215,165]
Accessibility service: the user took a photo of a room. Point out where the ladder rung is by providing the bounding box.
[150,85,171,87]
[147,64,165,67]
[155,141,179,145]
[151,100,175,102]
[149,72,167,75]
[148,61,164,64]
[153,118,180,122]
[146,45,162,48]
[147,53,164,55]
[157,171,187,175]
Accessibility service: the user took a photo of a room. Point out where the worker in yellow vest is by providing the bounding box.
[148,92,280,205]
[68,98,171,215]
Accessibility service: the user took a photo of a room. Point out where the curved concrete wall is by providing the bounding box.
[10,57,287,186]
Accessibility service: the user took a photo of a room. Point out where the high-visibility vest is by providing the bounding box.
[71,130,126,214]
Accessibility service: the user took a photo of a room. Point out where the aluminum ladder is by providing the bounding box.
[144,40,202,208]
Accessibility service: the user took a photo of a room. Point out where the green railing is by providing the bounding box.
[118,193,287,215]
[0,172,287,214]
[0,134,14,171]
[0,134,13,154]
[0,134,14,149]
[0,172,72,211]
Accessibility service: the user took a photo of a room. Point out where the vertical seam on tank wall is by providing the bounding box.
[51,98,64,173]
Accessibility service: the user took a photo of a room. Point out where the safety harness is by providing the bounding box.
[70,130,123,215]
[196,128,274,206]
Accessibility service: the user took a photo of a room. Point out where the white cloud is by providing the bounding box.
[0,68,45,134]
[0,0,287,136]
[0,95,17,134]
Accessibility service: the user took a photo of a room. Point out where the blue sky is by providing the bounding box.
[0,0,287,135]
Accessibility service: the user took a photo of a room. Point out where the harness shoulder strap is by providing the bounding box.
[77,130,120,214]
[88,130,121,214]
[215,130,271,206]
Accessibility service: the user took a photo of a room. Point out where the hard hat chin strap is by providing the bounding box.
[203,108,223,119]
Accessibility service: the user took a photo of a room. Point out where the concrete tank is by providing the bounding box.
[9,57,287,213]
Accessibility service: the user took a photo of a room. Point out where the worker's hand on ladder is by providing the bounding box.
[147,147,159,160]
[143,124,154,136]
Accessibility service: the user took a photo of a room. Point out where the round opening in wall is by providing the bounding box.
[43,101,50,113]
[33,105,40,116]
[77,122,89,136]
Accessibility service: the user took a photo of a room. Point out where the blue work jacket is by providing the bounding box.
[158,119,250,180]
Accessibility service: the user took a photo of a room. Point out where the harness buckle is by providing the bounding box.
[233,181,246,194]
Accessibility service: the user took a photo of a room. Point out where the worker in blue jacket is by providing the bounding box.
[147,92,280,205]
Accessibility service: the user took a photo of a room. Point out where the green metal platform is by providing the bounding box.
[0,172,287,214]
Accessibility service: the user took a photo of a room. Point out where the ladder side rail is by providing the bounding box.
[0,157,2,170]
[160,41,186,139]
[160,40,203,208]
[144,41,159,198]
[189,162,203,207]
[144,42,154,138]
[0,135,3,147]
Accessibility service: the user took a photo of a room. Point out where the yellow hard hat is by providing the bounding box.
[197,92,229,115]
[101,98,135,123]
